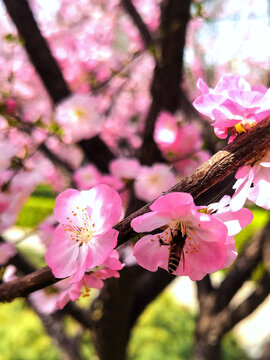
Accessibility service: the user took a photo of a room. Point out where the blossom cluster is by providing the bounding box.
[193,74,270,211]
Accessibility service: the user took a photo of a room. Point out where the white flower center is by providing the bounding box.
[63,206,96,245]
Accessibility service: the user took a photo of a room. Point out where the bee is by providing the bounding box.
[168,230,187,274]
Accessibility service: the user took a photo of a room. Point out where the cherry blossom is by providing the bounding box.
[0,137,18,171]
[56,250,124,309]
[154,112,202,161]
[131,192,252,280]
[45,184,122,282]
[134,163,177,202]
[29,279,70,315]
[230,150,270,211]
[54,93,104,143]
[109,157,140,181]
[73,164,102,190]
[0,242,16,265]
[38,215,57,249]
[2,265,17,282]
[193,74,270,142]
[207,195,254,267]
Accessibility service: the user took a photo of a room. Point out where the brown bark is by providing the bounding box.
[140,0,192,164]
[90,266,143,360]
[121,0,155,48]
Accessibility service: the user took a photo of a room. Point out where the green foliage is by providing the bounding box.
[16,195,55,228]
[0,300,60,360]
[128,292,250,360]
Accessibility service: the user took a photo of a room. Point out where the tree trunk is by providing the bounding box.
[193,336,222,360]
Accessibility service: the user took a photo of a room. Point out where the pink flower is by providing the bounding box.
[54,93,104,143]
[99,175,124,192]
[134,163,177,202]
[193,74,270,142]
[2,265,17,282]
[109,157,140,181]
[73,164,102,190]
[207,195,254,267]
[230,150,270,211]
[131,192,241,280]
[38,215,57,249]
[56,250,124,309]
[29,279,69,315]
[0,242,16,265]
[154,112,202,161]
[45,184,122,283]
[0,137,18,171]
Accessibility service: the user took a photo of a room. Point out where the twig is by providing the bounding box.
[121,0,155,48]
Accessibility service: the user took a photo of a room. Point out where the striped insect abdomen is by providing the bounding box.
[168,241,181,274]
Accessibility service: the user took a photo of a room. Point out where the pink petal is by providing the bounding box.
[235,165,252,179]
[56,290,71,309]
[70,243,91,283]
[133,234,169,272]
[45,226,80,279]
[194,214,228,243]
[231,168,255,211]
[186,240,227,274]
[83,184,122,233]
[84,274,104,289]
[150,192,195,219]
[197,78,210,94]
[85,229,118,270]
[54,189,86,227]
[131,212,169,233]
[214,208,253,236]
[248,180,270,209]
[223,236,238,268]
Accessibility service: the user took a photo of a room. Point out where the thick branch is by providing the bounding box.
[196,275,213,309]
[3,0,71,103]
[121,0,154,48]
[1,117,270,301]
[79,137,115,173]
[0,266,57,302]
[214,221,270,311]
[129,269,174,328]
[30,301,83,360]
[139,0,192,164]
[216,273,270,336]
[64,303,94,330]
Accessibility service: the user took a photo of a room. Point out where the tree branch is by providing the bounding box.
[214,221,270,312]
[30,301,84,360]
[1,117,270,301]
[121,0,154,48]
[0,266,57,302]
[216,272,270,336]
[139,0,192,164]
